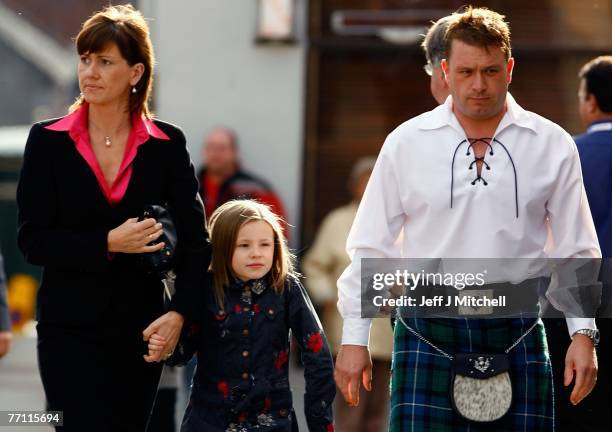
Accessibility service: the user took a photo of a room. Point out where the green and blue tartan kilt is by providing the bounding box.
[389,317,554,432]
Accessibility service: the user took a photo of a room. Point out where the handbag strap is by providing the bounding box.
[396,315,539,360]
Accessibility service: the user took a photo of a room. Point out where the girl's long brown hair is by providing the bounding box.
[208,200,294,309]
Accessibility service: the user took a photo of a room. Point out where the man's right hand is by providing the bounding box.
[334,344,373,406]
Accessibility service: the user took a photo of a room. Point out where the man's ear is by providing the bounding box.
[440,59,449,83]
[506,57,515,84]
[586,93,599,114]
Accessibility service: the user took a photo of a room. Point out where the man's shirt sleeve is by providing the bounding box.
[545,131,601,335]
[337,133,406,346]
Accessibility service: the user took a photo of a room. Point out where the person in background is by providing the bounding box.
[198,126,286,224]
[17,5,209,430]
[576,56,612,259]
[303,157,393,431]
[0,250,12,358]
[421,15,453,104]
[545,55,612,431]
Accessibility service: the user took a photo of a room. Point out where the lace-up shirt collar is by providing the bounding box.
[417,93,538,136]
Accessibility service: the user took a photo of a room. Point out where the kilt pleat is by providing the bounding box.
[389,317,554,432]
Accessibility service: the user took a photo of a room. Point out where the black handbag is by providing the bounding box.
[138,204,177,277]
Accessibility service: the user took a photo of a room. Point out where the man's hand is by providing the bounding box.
[0,331,12,358]
[564,334,598,405]
[142,311,184,363]
[334,345,372,407]
[108,218,165,254]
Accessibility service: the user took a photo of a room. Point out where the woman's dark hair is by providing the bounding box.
[70,4,155,118]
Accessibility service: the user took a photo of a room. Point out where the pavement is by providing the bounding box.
[0,335,50,431]
[0,335,308,431]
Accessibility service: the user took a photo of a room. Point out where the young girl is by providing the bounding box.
[149,200,335,431]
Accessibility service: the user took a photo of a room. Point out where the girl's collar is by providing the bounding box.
[229,274,269,295]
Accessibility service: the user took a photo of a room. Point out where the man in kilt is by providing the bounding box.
[334,7,601,432]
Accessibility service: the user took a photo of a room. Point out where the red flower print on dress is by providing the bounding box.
[264,397,272,411]
[274,349,289,369]
[234,304,242,314]
[217,381,229,400]
[307,331,323,353]
[253,303,261,314]
[238,411,248,423]
[215,311,226,321]
[326,424,335,432]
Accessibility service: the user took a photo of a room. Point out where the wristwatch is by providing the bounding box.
[572,329,600,346]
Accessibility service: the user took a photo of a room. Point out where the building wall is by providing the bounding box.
[141,0,307,246]
[0,40,55,125]
[301,0,612,245]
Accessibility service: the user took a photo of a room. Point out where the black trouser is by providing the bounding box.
[37,321,163,432]
[148,388,176,432]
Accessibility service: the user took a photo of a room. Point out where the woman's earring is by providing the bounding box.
[132,86,137,94]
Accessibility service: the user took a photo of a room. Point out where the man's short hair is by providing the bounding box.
[205,126,239,149]
[421,15,453,67]
[579,56,612,113]
[444,6,512,62]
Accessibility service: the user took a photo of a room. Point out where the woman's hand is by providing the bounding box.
[107,217,165,253]
[142,311,184,363]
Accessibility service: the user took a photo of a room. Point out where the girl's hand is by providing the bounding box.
[145,333,167,362]
[142,311,184,363]
[107,218,165,253]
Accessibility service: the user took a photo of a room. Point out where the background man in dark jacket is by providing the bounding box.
[197,126,286,224]
[546,55,612,431]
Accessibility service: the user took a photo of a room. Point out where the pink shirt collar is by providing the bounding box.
[45,104,170,205]
[45,103,169,141]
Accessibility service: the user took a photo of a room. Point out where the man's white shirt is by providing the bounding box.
[338,93,601,346]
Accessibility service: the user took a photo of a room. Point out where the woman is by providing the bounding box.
[16,5,209,431]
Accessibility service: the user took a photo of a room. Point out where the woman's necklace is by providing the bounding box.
[90,119,129,148]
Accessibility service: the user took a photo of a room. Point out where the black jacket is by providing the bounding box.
[16,118,210,327]
[197,167,286,222]
[167,273,335,431]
